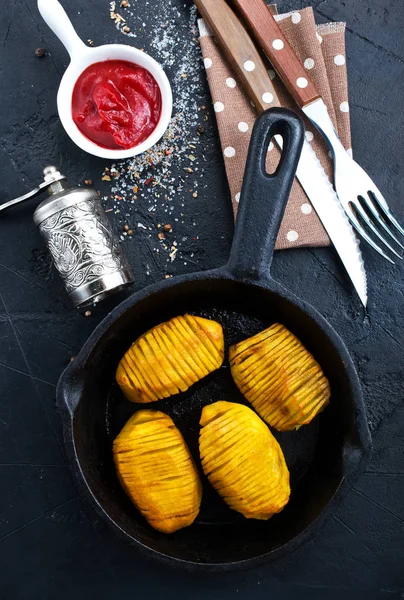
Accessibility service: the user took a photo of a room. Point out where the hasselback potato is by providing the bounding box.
[199,401,290,520]
[230,323,330,431]
[116,314,224,403]
[113,410,202,533]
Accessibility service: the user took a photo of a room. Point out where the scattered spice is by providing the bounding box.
[84,310,92,317]
[123,25,131,33]
[84,179,93,186]
[102,3,206,271]
[192,191,198,198]
[110,1,126,24]
[87,39,94,46]
[35,47,46,57]
[169,247,178,262]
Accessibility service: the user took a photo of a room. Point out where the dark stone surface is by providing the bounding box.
[0,0,403,597]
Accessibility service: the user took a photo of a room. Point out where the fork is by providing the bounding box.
[230,0,404,263]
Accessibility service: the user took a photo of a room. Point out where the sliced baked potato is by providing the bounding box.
[229,323,330,431]
[199,401,290,520]
[116,314,224,403]
[113,410,202,533]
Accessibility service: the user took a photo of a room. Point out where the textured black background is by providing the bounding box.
[0,0,403,598]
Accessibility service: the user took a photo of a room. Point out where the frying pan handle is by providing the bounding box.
[227,108,304,282]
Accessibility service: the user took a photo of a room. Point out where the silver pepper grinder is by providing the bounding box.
[0,167,133,307]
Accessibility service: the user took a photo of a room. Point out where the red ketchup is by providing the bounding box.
[72,60,162,150]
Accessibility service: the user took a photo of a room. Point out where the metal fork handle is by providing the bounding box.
[303,101,346,159]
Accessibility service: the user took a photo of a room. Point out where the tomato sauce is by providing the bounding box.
[72,60,162,150]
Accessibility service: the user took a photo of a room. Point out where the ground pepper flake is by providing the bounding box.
[35,47,47,57]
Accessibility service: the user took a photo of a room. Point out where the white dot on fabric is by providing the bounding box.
[347,148,353,157]
[304,58,315,70]
[287,230,299,242]
[238,121,249,133]
[291,12,301,24]
[316,32,323,44]
[340,101,350,113]
[204,57,212,69]
[244,60,256,72]
[301,203,312,215]
[272,39,284,50]
[214,102,224,113]
[224,146,236,158]
[268,69,276,80]
[262,92,274,104]
[305,131,314,142]
[334,54,345,66]
[226,77,237,88]
[235,192,241,203]
[297,77,308,88]
[267,141,274,152]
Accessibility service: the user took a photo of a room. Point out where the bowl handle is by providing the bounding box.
[227,108,304,283]
[37,0,87,59]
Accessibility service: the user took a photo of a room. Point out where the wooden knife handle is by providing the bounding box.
[195,0,280,114]
[229,0,321,108]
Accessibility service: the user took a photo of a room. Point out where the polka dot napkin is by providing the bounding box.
[198,6,351,249]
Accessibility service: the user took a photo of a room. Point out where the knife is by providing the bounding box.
[195,0,367,306]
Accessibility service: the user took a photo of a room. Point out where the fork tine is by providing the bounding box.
[359,195,404,251]
[344,205,395,264]
[354,201,403,259]
[370,191,404,238]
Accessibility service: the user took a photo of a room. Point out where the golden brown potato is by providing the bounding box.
[116,314,224,403]
[199,401,290,520]
[113,410,202,533]
[230,323,330,431]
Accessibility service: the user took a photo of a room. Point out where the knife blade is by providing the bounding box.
[195,0,367,305]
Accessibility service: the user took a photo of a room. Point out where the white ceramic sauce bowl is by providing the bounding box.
[37,0,173,159]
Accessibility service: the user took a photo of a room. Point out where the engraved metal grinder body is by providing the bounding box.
[1,167,133,307]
